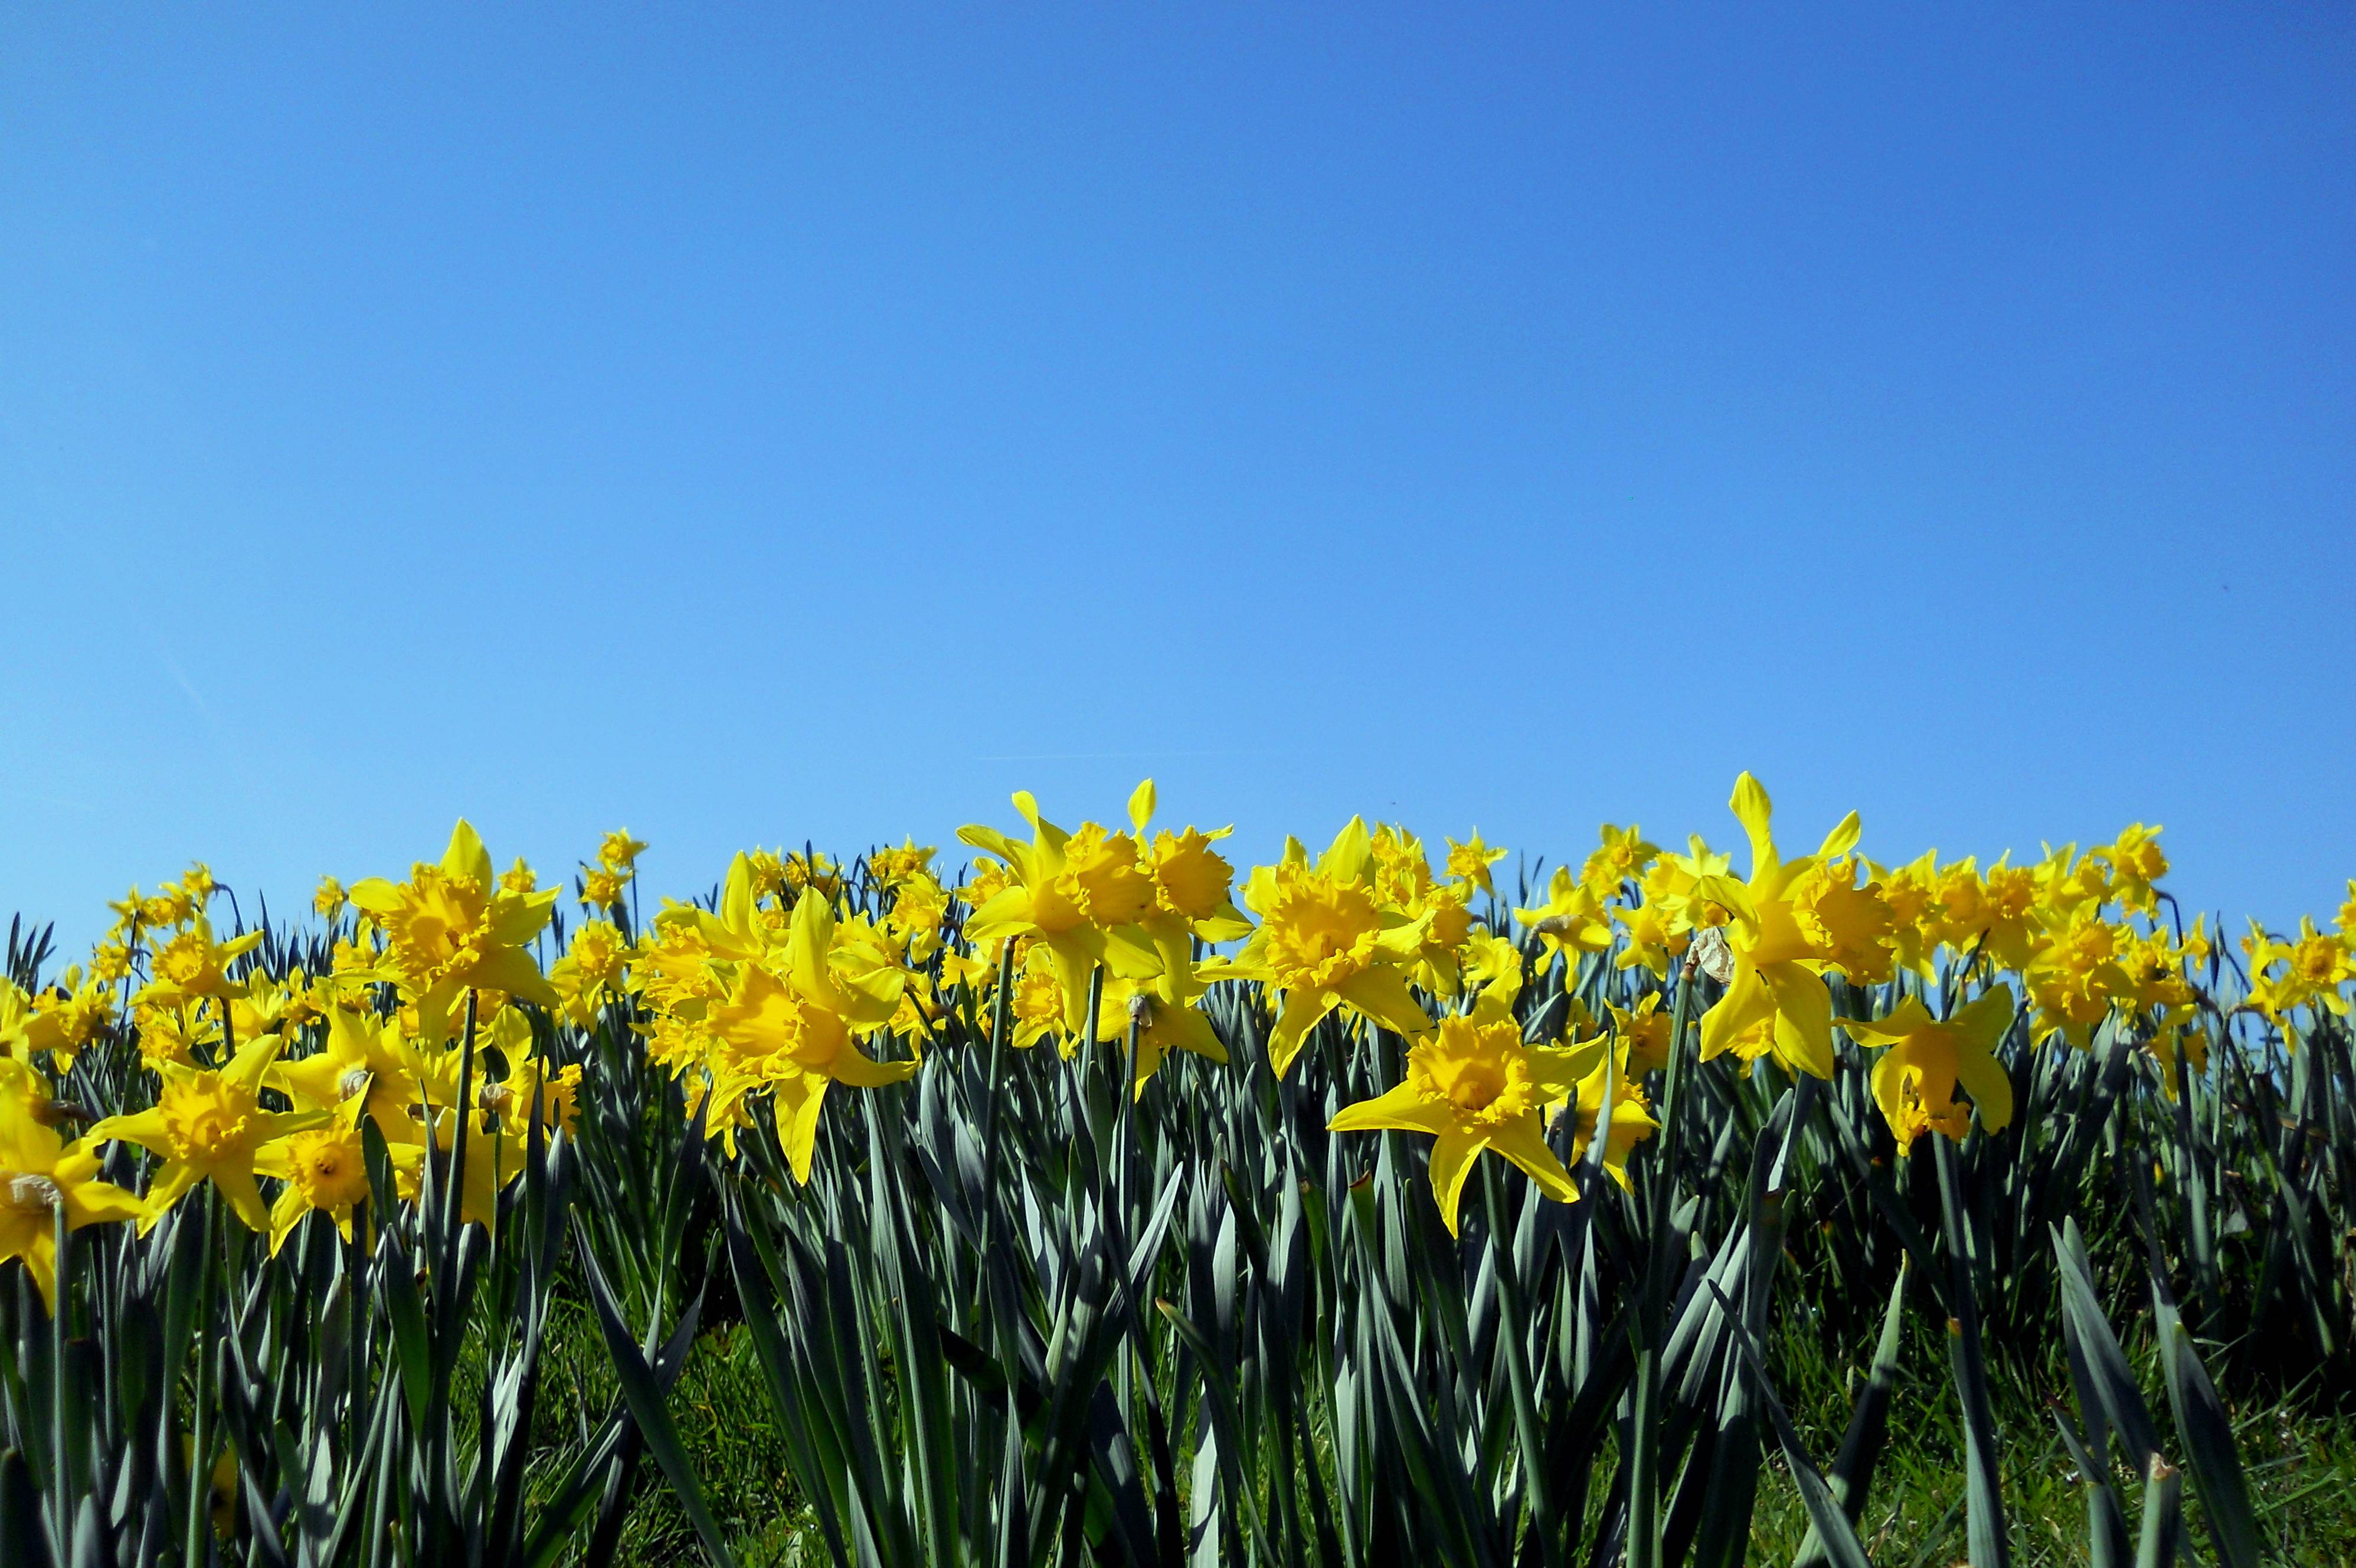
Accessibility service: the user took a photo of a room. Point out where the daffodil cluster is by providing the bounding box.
[4,778,2348,1274]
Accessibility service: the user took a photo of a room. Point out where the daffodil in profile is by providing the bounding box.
[0,1062,146,1309]
[1838,987,2017,1154]
[1328,1010,1592,1235]
[1094,951,1231,1100]
[1557,1046,1658,1191]
[706,891,917,1180]
[1691,773,1894,1079]
[269,1004,425,1148]
[89,1036,330,1234]
[1514,869,1613,965]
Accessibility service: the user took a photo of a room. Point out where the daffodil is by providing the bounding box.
[1581,824,1661,899]
[1000,941,1070,1052]
[705,891,917,1180]
[1609,898,1689,980]
[1693,774,1894,1079]
[2024,911,2133,1047]
[1127,780,1254,960]
[866,838,937,889]
[0,1062,146,1308]
[425,1109,528,1232]
[598,828,649,871]
[580,866,629,911]
[2243,916,2353,1022]
[1838,987,2017,1154]
[960,792,1164,1035]
[254,1111,423,1253]
[549,920,631,1024]
[346,821,561,1043]
[2094,824,2168,916]
[267,1004,425,1146]
[1094,950,1231,1099]
[1606,994,1675,1076]
[89,1036,329,1234]
[1513,868,1612,965]
[0,980,69,1065]
[136,915,264,1009]
[1328,1011,1591,1235]
[1557,1045,1658,1191]
[1444,831,1509,896]
[1225,820,1434,1077]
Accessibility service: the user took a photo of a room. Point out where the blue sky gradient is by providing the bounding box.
[4,5,2351,950]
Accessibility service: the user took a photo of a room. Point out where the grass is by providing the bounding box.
[1755,1307,2356,1566]
[585,1307,2356,1566]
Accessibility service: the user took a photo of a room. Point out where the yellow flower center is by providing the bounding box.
[1982,867,2036,922]
[1793,863,1896,981]
[1012,964,1063,1033]
[282,1128,371,1212]
[1151,830,1235,921]
[1406,1016,1536,1127]
[1259,871,1382,991]
[158,1077,260,1165]
[2053,919,2118,980]
[2292,936,2341,984]
[375,866,492,986]
[1423,893,1474,954]
[1052,826,1156,929]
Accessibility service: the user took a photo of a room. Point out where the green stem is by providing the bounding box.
[1933,1132,2009,1568]
[184,1185,218,1568]
[1480,1157,1557,1568]
[1627,952,1701,1568]
[51,1199,70,1564]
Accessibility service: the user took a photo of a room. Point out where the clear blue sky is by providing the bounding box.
[4,5,2351,952]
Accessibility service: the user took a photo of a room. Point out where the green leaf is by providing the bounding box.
[575,1239,739,1568]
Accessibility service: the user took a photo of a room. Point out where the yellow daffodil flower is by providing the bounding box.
[706,891,917,1181]
[1444,831,1509,896]
[598,828,649,871]
[268,1004,426,1147]
[345,821,561,1043]
[1328,1011,1592,1235]
[425,1109,528,1232]
[1610,898,1690,980]
[1557,1045,1658,1191]
[1581,824,1661,899]
[1606,994,1675,1076]
[0,1061,146,1309]
[1838,987,2017,1154]
[254,1109,423,1253]
[1693,773,1894,1079]
[960,791,1164,1036]
[866,838,937,889]
[1226,819,1434,1076]
[89,1036,330,1234]
[1513,867,1613,965]
[2243,916,2353,1022]
[137,916,264,1009]
[1127,780,1255,957]
[1095,971,1229,1099]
